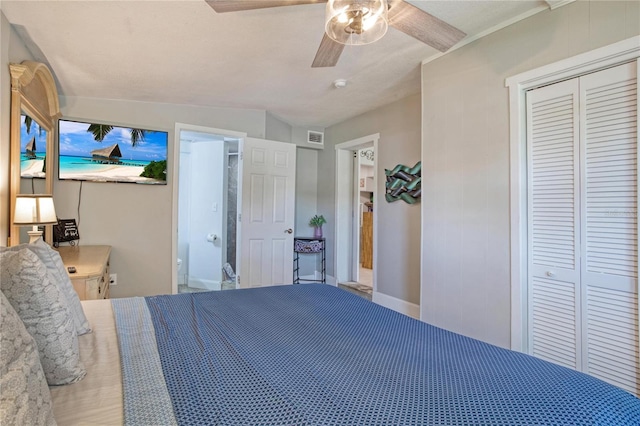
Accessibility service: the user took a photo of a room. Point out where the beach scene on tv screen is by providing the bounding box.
[20,115,48,179]
[59,120,168,184]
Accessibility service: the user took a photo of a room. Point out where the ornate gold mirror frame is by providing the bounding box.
[9,61,61,246]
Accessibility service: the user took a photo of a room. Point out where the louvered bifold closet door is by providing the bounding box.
[527,79,581,369]
[580,61,639,395]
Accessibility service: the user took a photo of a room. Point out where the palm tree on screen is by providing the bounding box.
[86,124,146,147]
[23,115,43,136]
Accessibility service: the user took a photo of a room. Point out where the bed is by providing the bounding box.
[47,284,640,425]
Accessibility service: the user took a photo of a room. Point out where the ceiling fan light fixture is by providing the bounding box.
[325,0,388,46]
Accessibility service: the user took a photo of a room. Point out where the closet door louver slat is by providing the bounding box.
[580,62,639,395]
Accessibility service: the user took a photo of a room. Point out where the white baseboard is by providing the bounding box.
[188,278,221,291]
[372,291,420,319]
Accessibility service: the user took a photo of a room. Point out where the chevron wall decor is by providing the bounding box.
[385,162,421,204]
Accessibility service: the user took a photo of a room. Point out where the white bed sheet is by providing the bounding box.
[49,299,123,425]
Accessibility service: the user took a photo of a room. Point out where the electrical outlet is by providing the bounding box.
[110,273,117,286]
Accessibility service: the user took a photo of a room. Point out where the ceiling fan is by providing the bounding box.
[205,0,466,67]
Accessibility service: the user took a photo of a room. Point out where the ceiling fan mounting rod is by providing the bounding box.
[343,10,365,35]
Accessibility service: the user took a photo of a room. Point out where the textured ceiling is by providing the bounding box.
[1,0,547,128]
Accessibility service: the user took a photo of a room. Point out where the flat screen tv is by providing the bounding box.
[58,119,168,185]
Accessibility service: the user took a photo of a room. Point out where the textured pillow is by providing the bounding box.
[0,238,91,335]
[0,248,86,385]
[0,291,56,425]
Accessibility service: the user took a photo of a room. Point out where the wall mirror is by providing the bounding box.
[9,61,61,246]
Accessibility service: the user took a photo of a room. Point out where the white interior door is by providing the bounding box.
[238,137,296,288]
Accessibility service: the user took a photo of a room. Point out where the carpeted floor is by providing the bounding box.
[178,281,236,293]
[179,281,372,302]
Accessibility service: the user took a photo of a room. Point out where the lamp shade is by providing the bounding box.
[325,0,388,45]
[13,195,57,226]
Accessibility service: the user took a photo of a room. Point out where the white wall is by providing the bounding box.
[187,140,225,289]
[318,94,421,304]
[421,0,640,348]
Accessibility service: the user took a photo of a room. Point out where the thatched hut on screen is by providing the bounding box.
[91,143,122,164]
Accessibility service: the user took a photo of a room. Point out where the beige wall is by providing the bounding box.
[0,12,10,247]
[295,148,320,275]
[421,0,640,348]
[265,111,292,143]
[292,125,326,150]
[54,96,268,298]
[1,11,37,247]
[318,93,422,304]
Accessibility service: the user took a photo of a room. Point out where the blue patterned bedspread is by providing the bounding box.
[113,284,640,425]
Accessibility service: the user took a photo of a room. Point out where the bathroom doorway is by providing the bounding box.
[176,128,241,293]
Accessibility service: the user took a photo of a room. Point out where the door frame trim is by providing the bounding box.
[172,123,247,294]
[505,36,640,352]
[335,134,380,290]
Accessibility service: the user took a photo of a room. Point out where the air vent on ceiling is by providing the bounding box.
[308,131,324,146]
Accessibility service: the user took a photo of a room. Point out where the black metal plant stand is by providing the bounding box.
[293,237,326,284]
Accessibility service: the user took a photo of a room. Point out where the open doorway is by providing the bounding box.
[171,123,247,295]
[355,147,374,288]
[334,134,379,300]
[177,131,240,293]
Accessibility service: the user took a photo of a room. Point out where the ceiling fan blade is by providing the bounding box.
[388,0,466,52]
[312,33,345,68]
[206,0,327,13]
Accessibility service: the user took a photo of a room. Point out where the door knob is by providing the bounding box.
[285,229,293,234]
[545,271,556,277]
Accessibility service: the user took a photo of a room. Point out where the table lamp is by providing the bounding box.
[13,194,57,243]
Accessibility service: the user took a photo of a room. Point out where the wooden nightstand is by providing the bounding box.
[57,245,112,300]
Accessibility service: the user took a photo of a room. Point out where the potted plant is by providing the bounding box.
[309,214,326,238]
